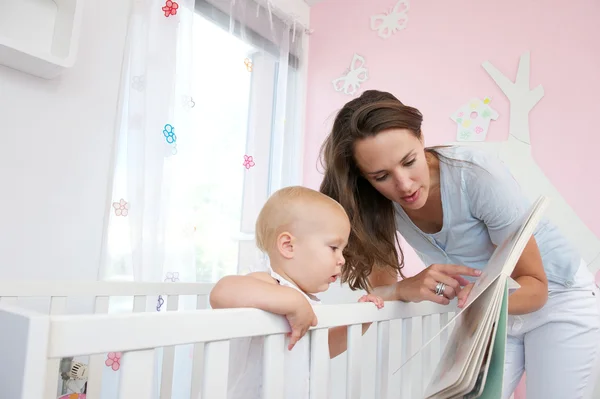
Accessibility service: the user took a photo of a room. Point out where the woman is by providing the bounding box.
[319,89,600,398]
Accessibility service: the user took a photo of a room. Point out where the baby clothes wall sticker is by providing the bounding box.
[370,0,410,39]
[332,53,369,96]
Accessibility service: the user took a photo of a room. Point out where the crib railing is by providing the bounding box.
[0,281,456,399]
[0,281,213,399]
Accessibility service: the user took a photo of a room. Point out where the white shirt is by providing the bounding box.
[226,269,321,399]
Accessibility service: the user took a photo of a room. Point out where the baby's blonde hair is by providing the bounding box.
[255,185,345,254]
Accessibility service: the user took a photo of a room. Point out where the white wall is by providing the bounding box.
[0,0,129,280]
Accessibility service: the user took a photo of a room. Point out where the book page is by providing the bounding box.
[459,196,549,312]
[472,281,509,399]
[392,196,548,384]
[422,277,503,398]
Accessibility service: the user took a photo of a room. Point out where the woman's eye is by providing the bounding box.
[405,159,415,166]
[330,246,338,251]
[375,174,387,182]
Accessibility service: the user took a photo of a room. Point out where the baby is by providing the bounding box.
[209,186,383,399]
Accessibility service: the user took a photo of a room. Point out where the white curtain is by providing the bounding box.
[96,0,306,397]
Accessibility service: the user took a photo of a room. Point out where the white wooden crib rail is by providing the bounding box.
[0,296,457,399]
[0,281,213,399]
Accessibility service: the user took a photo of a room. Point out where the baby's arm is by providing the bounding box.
[209,272,317,349]
[328,294,384,359]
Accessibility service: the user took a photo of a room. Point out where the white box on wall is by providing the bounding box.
[0,0,85,79]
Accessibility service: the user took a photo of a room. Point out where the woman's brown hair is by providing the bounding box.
[319,90,430,291]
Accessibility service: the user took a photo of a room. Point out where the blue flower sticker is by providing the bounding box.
[163,124,177,144]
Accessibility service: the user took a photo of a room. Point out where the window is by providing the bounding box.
[188,2,304,281]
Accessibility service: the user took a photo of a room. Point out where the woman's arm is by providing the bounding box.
[367,264,481,304]
[506,236,548,314]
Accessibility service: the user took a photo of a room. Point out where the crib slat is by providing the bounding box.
[375,320,390,399]
[191,295,207,399]
[429,313,441,375]
[346,324,362,399]
[309,328,330,399]
[159,295,179,399]
[400,317,412,399]
[421,314,433,393]
[196,294,208,310]
[262,334,285,398]
[411,317,423,399]
[133,295,146,312]
[45,297,67,399]
[440,312,450,352]
[202,340,230,399]
[119,350,155,398]
[86,296,110,399]
[191,343,205,399]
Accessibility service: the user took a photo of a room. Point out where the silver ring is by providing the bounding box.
[435,282,446,296]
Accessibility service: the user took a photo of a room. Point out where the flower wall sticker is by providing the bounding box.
[112,199,129,217]
[105,352,122,371]
[370,0,410,39]
[332,54,369,96]
[244,58,253,72]
[243,155,256,169]
[162,0,178,17]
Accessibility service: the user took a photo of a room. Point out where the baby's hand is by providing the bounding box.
[358,294,384,309]
[285,296,318,351]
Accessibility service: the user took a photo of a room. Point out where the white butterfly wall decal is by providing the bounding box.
[370,0,410,39]
[332,53,369,96]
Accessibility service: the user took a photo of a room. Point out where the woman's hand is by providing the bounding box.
[397,264,481,305]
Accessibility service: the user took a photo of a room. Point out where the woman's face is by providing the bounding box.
[353,128,430,210]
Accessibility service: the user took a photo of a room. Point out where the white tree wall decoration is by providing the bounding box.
[450,51,600,273]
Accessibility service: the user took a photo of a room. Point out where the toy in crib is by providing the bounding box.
[58,394,86,399]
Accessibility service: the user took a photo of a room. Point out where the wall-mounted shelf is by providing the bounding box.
[0,0,85,79]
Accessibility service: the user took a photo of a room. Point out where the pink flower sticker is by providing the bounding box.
[112,199,129,217]
[162,0,178,17]
[243,155,255,169]
[474,126,483,134]
[105,352,122,371]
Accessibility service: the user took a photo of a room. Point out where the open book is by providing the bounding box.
[394,195,550,398]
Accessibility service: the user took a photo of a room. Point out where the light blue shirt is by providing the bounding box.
[394,146,580,287]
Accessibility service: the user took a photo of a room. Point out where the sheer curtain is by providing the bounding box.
[101,0,305,284]
[97,0,306,396]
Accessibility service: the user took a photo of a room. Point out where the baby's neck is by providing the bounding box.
[268,261,319,301]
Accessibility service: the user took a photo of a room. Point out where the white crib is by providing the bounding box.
[0,281,457,399]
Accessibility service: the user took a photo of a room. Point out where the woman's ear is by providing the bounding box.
[276,232,295,259]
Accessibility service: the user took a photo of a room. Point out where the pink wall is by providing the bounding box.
[302,0,600,269]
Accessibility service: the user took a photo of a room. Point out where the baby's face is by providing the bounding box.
[290,207,350,294]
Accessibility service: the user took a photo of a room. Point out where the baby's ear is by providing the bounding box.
[276,232,295,259]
